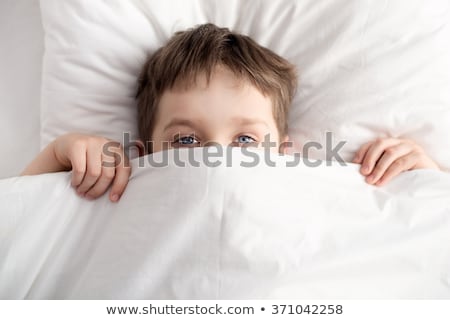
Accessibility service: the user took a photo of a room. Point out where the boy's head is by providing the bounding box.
[136,23,297,153]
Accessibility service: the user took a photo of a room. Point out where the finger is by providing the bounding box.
[360,138,400,175]
[76,144,102,194]
[366,143,413,184]
[352,141,372,164]
[109,149,131,202]
[375,152,418,186]
[84,151,116,199]
[69,143,87,188]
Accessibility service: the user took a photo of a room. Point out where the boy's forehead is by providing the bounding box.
[161,71,271,111]
[170,65,247,92]
[157,69,273,118]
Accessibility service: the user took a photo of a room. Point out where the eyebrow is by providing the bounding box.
[163,118,199,132]
[162,117,270,132]
[231,117,270,129]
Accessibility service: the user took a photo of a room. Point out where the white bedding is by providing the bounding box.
[2,0,450,300]
[39,0,450,170]
[0,0,43,179]
[1,149,450,299]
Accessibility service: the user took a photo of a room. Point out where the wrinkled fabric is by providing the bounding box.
[1,149,450,299]
[39,0,450,170]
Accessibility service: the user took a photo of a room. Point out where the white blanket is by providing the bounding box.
[1,149,450,299]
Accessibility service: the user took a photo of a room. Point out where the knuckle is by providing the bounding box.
[72,139,86,150]
[87,168,101,178]
[404,138,422,149]
[402,138,414,145]
[72,167,85,176]
[384,147,396,156]
[86,137,98,146]
[106,141,121,150]
[102,170,115,180]
[394,158,406,167]
[414,150,425,159]
[101,158,116,169]
[411,151,425,163]
[412,144,424,153]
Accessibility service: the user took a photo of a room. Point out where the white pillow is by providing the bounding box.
[39,0,450,170]
[0,0,43,178]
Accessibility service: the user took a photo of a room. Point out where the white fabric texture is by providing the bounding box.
[0,0,43,178]
[39,0,450,170]
[1,149,450,299]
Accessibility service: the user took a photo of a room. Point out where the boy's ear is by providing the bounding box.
[279,135,291,154]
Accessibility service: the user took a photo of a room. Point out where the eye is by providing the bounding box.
[172,135,200,146]
[236,135,256,144]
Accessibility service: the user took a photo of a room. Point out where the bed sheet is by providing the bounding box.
[1,149,449,299]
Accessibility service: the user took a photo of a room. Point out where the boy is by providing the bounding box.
[21,24,440,202]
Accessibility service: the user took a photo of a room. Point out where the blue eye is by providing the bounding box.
[174,135,199,145]
[237,135,256,144]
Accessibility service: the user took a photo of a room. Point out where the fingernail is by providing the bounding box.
[85,195,94,200]
[366,175,373,183]
[111,194,119,202]
[362,166,370,174]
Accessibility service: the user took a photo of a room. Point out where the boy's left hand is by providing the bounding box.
[352,138,439,186]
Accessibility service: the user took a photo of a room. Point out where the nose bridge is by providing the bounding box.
[199,114,231,146]
[202,134,230,147]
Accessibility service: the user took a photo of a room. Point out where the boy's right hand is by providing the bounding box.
[54,133,131,202]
